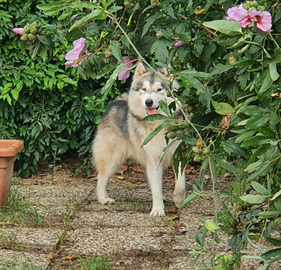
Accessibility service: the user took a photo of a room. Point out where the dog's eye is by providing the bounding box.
[157,88,163,92]
[141,88,147,92]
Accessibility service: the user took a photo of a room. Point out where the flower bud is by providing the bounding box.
[23,24,31,34]
[30,25,37,34]
[20,34,28,41]
[156,31,163,39]
[192,147,200,154]
[229,56,236,65]
[28,34,36,41]
[166,132,176,139]
[104,48,112,58]
[175,41,183,47]
[257,5,265,11]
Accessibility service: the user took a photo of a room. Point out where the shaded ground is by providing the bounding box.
[0,159,278,269]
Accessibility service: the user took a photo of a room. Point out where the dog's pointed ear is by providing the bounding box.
[133,63,147,80]
[158,67,173,82]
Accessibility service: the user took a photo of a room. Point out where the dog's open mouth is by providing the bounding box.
[146,107,159,116]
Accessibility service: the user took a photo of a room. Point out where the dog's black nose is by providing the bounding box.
[145,99,153,107]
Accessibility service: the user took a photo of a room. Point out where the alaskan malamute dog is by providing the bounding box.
[92,63,186,216]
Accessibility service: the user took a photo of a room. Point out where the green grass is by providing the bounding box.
[0,231,22,249]
[78,254,112,270]
[0,188,44,227]
[1,256,44,270]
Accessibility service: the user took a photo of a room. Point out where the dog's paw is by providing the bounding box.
[98,197,115,205]
[150,208,165,217]
[173,191,185,208]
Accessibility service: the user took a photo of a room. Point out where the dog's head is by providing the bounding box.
[129,63,178,118]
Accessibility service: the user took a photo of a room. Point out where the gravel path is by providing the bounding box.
[0,166,278,269]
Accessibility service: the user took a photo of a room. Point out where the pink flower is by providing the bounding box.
[118,56,133,81]
[240,10,272,32]
[12,28,24,35]
[175,41,183,47]
[226,5,248,21]
[65,37,87,67]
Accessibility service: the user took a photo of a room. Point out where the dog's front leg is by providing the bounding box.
[146,162,165,216]
[173,163,186,208]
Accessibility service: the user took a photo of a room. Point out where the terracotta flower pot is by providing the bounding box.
[0,140,24,207]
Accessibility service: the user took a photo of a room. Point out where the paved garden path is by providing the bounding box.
[0,164,277,269]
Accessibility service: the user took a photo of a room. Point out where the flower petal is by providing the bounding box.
[227,5,248,21]
[118,69,130,81]
[240,18,251,28]
[65,37,86,60]
[122,56,133,69]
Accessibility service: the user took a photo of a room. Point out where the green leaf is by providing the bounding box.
[235,130,256,144]
[241,135,266,147]
[179,193,197,210]
[264,237,281,246]
[142,14,162,38]
[179,74,189,89]
[141,114,168,122]
[11,89,19,101]
[205,220,220,232]
[151,39,169,63]
[176,134,197,145]
[215,157,243,178]
[240,194,269,204]
[234,59,259,68]
[110,40,123,63]
[141,122,169,147]
[186,75,206,93]
[96,63,117,79]
[210,63,233,76]
[258,211,281,219]
[69,9,102,32]
[106,5,123,14]
[271,189,281,201]
[257,126,276,139]
[239,105,269,116]
[203,20,242,36]
[259,71,273,93]
[269,62,279,81]
[261,248,281,260]
[212,101,234,115]
[159,100,171,117]
[251,182,270,195]
[209,156,217,183]
[245,114,270,129]
[101,63,125,96]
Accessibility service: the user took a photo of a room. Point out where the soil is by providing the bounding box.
[0,158,279,270]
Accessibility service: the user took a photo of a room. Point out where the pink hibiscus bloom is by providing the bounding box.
[226,4,248,21]
[240,10,272,32]
[12,28,24,35]
[118,56,133,81]
[65,37,87,67]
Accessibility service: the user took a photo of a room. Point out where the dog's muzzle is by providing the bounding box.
[145,99,159,115]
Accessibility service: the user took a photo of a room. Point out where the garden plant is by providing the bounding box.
[1,0,281,269]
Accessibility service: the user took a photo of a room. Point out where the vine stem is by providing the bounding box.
[268,31,280,49]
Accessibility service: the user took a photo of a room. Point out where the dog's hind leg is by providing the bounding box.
[146,160,165,216]
[173,163,186,208]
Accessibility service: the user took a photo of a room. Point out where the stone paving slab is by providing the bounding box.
[65,226,176,255]
[0,228,63,247]
[0,249,48,269]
